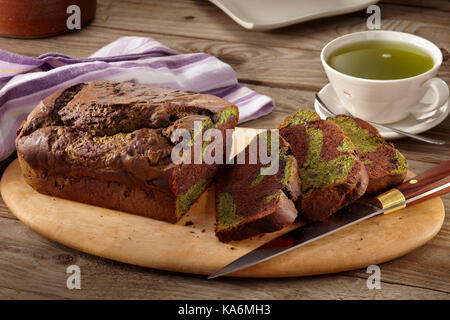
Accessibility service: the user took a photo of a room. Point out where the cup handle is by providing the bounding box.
[410,78,449,116]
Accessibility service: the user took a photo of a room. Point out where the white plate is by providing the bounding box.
[314,83,450,140]
[209,0,379,30]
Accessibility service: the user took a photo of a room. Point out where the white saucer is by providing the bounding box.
[314,83,450,140]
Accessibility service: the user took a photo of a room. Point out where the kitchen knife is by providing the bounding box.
[208,160,450,279]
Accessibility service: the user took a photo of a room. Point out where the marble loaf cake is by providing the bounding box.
[15,81,239,223]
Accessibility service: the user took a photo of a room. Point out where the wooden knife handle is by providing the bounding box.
[398,160,450,206]
[375,160,450,213]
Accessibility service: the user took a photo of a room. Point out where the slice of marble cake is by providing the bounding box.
[215,132,301,242]
[279,109,369,221]
[328,115,407,195]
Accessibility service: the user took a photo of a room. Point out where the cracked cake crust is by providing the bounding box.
[16,81,239,223]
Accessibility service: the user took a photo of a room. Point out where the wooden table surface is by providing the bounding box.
[0,0,449,300]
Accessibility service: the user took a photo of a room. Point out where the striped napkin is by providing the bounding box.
[0,36,274,161]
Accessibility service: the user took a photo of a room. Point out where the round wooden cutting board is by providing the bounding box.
[0,128,445,278]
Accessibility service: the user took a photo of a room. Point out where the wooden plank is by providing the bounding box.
[0,26,330,91]
[1,28,447,164]
[382,0,450,11]
[0,2,448,90]
[0,216,448,299]
[0,2,447,115]
[0,2,447,120]
[344,160,450,293]
[0,158,448,298]
[1,1,449,57]
[91,1,450,50]
[0,201,16,220]
[1,24,446,94]
[91,0,450,90]
[0,28,447,163]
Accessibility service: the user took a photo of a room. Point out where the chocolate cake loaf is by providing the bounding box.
[16,81,239,223]
[215,132,301,242]
[279,109,369,221]
[329,115,408,195]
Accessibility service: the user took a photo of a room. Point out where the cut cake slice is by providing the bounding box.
[215,132,301,242]
[328,115,408,195]
[279,109,369,221]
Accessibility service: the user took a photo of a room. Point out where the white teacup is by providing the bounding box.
[321,31,449,124]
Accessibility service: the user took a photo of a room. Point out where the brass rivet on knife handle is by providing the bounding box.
[374,188,406,214]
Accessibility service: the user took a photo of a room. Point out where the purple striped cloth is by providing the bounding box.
[0,36,274,161]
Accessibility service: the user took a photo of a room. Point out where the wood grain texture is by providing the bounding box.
[384,0,450,11]
[0,212,447,300]
[0,2,448,92]
[0,0,448,299]
[92,1,450,49]
[1,153,445,278]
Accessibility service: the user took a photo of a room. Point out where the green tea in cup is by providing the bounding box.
[321,31,448,124]
[326,40,434,80]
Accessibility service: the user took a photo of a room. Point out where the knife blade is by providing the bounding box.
[208,160,450,279]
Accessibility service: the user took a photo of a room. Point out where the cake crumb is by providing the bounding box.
[230,247,236,250]
[201,229,206,233]
[185,221,194,226]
